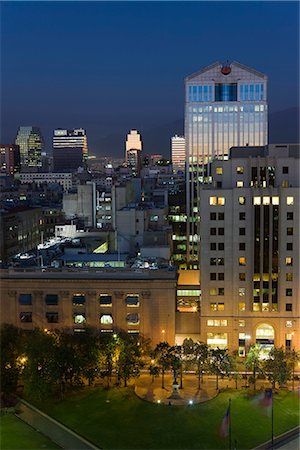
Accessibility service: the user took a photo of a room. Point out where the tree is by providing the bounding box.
[264,347,291,389]
[72,327,100,386]
[0,324,24,395]
[287,349,300,391]
[99,333,118,388]
[245,345,263,391]
[209,348,233,390]
[230,351,242,389]
[115,334,144,387]
[149,365,160,383]
[153,342,171,389]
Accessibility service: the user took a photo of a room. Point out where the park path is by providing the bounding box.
[16,399,101,450]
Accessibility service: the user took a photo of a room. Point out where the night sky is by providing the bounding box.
[1,1,299,156]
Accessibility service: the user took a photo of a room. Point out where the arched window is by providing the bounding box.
[256,323,274,358]
[100,314,113,325]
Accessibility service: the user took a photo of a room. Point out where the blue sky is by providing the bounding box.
[1,1,299,155]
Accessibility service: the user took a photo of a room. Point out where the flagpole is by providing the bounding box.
[229,398,232,450]
[271,390,274,450]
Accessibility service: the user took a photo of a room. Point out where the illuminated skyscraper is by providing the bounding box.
[53,128,88,172]
[15,126,44,168]
[171,135,185,173]
[125,129,143,175]
[185,61,268,264]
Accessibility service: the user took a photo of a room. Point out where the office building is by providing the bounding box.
[0,144,20,174]
[15,127,44,168]
[198,144,299,355]
[125,130,142,175]
[18,172,72,192]
[53,129,88,171]
[185,61,268,264]
[171,135,186,173]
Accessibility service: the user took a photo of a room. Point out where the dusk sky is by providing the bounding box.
[1,1,299,156]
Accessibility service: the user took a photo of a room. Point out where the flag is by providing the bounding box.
[220,403,230,438]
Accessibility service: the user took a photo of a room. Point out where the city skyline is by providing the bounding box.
[1,1,299,156]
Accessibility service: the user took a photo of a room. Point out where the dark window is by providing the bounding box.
[99,295,112,306]
[239,273,246,281]
[210,243,217,251]
[210,228,217,235]
[286,289,293,297]
[239,212,246,220]
[20,312,32,323]
[210,273,217,280]
[217,258,224,266]
[282,166,289,174]
[127,313,139,324]
[46,312,58,323]
[73,295,85,306]
[19,294,32,305]
[218,243,224,251]
[215,83,237,101]
[286,273,293,281]
[210,258,217,266]
[218,288,225,296]
[287,243,293,251]
[287,227,293,236]
[218,212,224,220]
[287,212,293,221]
[45,294,58,305]
[239,228,246,236]
[285,303,292,311]
[218,273,224,281]
[216,181,222,188]
[125,295,139,306]
[218,228,224,235]
[239,243,246,251]
[210,213,217,220]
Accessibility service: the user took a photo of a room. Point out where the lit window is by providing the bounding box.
[286,321,292,328]
[207,319,227,327]
[239,257,246,266]
[239,288,246,297]
[253,303,260,312]
[210,303,217,311]
[287,227,293,236]
[216,167,223,175]
[272,197,279,205]
[74,314,86,324]
[282,180,289,188]
[286,196,294,205]
[239,302,245,311]
[210,196,217,205]
[263,196,270,205]
[209,288,218,296]
[285,257,293,266]
[253,197,261,205]
[100,314,113,325]
[218,303,225,311]
[236,166,244,174]
[207,332,227,349]
[286,273,293,281]
[239,196,246,205]
[239,320,245,327]
[236,181,244,188]
[218,197,225,205]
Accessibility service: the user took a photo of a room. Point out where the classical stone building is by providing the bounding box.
[0,267,177,346]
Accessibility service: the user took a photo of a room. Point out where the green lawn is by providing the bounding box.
[0,414,61,450]
[32,387,299,450]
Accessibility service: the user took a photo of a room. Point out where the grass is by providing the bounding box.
[31,386,299,450]
[0,414,61,449]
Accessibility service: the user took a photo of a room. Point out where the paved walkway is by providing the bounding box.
[16,399,101,450]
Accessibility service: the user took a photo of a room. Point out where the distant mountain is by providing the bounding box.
[92,107,299,158]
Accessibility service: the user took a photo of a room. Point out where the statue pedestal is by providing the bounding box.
[168,383,181,400]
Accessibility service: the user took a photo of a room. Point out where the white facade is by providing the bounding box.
[198,144,299,353]
[171,135,185,173]
[125,130,142,173]
[18,172,72,191]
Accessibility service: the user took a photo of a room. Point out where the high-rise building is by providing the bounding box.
[125,129,142,175]
[198,144,299,355]
[171,135,185,173]
[53,128,88,172]
[185,61,268,264]
[15,127,44,168]
[0,144,21,174]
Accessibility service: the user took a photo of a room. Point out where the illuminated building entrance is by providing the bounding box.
[256,323,274,358]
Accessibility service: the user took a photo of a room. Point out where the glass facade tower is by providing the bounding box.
[185,61,268,264]
[15,126,44,168]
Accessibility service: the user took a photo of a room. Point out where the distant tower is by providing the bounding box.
[15,126,44,168]
[171,135,185,173]
[125,129,143,175]
[53,128,88,172]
